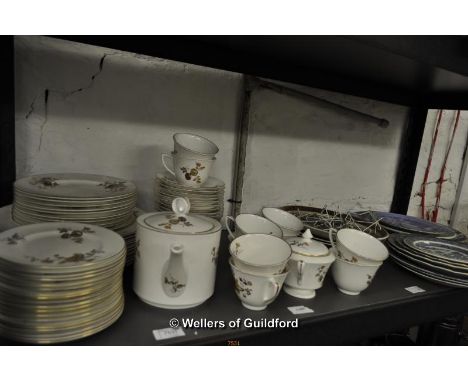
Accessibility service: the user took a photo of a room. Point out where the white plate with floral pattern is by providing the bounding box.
[0,222,125,271]
[15,173,137,199]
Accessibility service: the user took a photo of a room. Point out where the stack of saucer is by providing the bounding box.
[0,222,125,344]
[154,173,225,220]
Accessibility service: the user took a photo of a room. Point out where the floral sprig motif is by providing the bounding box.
[159,215,193,230]
[180,162,205,184]
[29,177,59,188]
[234,277,253,298]
[164,275,186,293]
[366,274,374,285]
[315,265,327,282]
[98,180,127,192]
[211,247,218,265]
[289,240,309,247]
[1,233,24,245]
[25,248,104,264]
[58,227,95,244]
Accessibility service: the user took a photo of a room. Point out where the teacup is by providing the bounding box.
[262,207,304,237]
[173,133,219,158]
[331,256,382,295]
[229,234,291,275]
[284,253,335,299]
[225,214,283,240]
[229,258,288,310]
[329,228,388,265]
[162,153,215,188]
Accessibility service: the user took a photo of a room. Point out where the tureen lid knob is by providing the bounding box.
[172,197,191,217]
[302,229,313,241]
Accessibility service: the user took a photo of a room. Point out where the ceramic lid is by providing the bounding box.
[287,229,329,257]
[138,197,221,235]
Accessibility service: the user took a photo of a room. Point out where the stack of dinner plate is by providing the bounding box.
[387,234,468,288]
[0,222,125,344]
[154,173,225,220]
[354,211,466,241]
[12,173,138,266]
[13,173,137,231]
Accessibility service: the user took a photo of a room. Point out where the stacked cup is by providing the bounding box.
[329,228,389,295]
[162,133,219,188]
[229,234,291,310]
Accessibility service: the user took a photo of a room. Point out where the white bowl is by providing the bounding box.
[331,256,382,295]
[262,208,304,237]
[330,228,388,265]
[229,258,288,310]
[229,234,291,275]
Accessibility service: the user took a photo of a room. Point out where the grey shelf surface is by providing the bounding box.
[1,232,468,346]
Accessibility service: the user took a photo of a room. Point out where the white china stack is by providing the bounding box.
[12,173,139,266]
[330,228,389,295]
[0,222,125,344]
[387,234,468,288]
[229,234,291,310]
[154,173,225,220]
[156,133,225,221]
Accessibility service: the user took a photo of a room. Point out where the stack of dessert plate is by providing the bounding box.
[154,173,225,220]
[0,222,125,344]
[388,234,468,288]
[13,173,137,231]
[354,211,466,241]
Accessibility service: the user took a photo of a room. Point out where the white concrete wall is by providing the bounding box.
[407,110,468,229]
[14,36,243,213]
[15,36,413,220]
[240,85,409,214]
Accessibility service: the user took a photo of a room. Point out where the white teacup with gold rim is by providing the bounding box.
[229,233,292,275]
[261,207,304,237]
[229,258,288,311]
[225,214,283,240]
[331,254,382,295]
[329,228,388,265]
[162,153,215,188]
[173,133,219,158]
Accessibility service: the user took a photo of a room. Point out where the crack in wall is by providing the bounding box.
[24,52,118,154]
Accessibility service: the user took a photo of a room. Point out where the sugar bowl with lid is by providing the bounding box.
[283,229,335,299]
[134,197,221,309]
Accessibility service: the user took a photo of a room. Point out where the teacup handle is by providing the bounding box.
[264,280,281,305]
[297,260,305,286]
[225,216,236,240]
[161,153,175,176]
[328,228,338,252]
